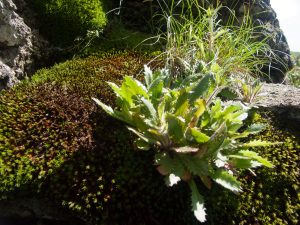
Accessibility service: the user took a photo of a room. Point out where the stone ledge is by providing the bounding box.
[256,83,300,123]
[257,83,300,108]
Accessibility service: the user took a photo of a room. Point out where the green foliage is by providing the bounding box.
[1,52,174,223]
[154,0,274,81]
[76,20,160,57]
[287,52,300,87]
[204,111,300,225]
[0,52,298,225]
[93,65,275,222]
[27,0,108,45]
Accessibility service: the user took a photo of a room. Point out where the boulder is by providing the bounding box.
[257,83,300,124]
[0,0,45,91]
[236,0,293,83]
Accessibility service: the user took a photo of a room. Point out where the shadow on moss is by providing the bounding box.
[0,52,298,225]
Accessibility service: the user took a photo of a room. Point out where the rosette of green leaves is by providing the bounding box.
[93,66,275,223]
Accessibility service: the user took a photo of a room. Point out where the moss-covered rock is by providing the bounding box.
[204,111,300,225]
[27,0,109,45]
[0,52,298,224]
[0,52,195,224]
[0,52,149,196]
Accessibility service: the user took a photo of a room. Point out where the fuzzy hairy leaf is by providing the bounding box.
[189,99,206,127]
[230,158,262,169]
[234,150,273,168]
[174,89,189,117]
[241,140,280,148]
[141,97,157,121]
[92,98,114,116]
[212,169,242,193]
[245,123,266,134]
[155,153,185,177]
[190,128,210,144]
[123,76,148,101]
[189,74,212,103]
[107,82,122,97]
[189,180,206,222]
[180,155,209,176]
[194,99,206,118]
[234,123,266,139]
[166,113,185,141]
[149,80,164,106]
[165,173,181,186]
[144,65,153,88]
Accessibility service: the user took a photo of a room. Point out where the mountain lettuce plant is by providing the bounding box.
[93,66,275,223]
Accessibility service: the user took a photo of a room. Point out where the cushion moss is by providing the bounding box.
[0,52,298,224]
[27,0,109,45]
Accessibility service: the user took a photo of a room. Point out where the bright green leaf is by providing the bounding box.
[190,128,210,144]
[189,179,207,222]
[166,113,185,141]
[141,97,157,121]
[237,150,274,168]
[92,98,115,117]
[246,123,266,134]
[212,169,242,193]
[189,74,212,103]
[241,140,281,148]
[123,76,148,98]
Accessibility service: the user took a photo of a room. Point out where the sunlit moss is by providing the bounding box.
[0,52,298,224]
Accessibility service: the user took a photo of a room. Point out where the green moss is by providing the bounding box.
[76,20,161,57]
[203,111,300,225]
[0,53,298,224]
[0,52,195,224]
[0,52,146,200]
[28,0,109,45]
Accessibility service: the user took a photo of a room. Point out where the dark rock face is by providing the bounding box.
[208,0,293,82]
[0,0,46,91]
[118,0,293,82]
[234,0,293,83]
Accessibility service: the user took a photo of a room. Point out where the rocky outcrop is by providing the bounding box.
[257,83,300,125]
[118,0,293,82]
[0,0,45,91]
[200,0,293,82]
[235,0,293,83]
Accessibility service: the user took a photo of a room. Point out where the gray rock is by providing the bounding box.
[0,0,45,91]
[257,83,300,123]
[0,60,18,89]
[236,0,293,83]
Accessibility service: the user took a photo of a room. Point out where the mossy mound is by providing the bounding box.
[0,52,195,225]
[204,111,300,225]
[28,0,109,45]
[0,52,299,224]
